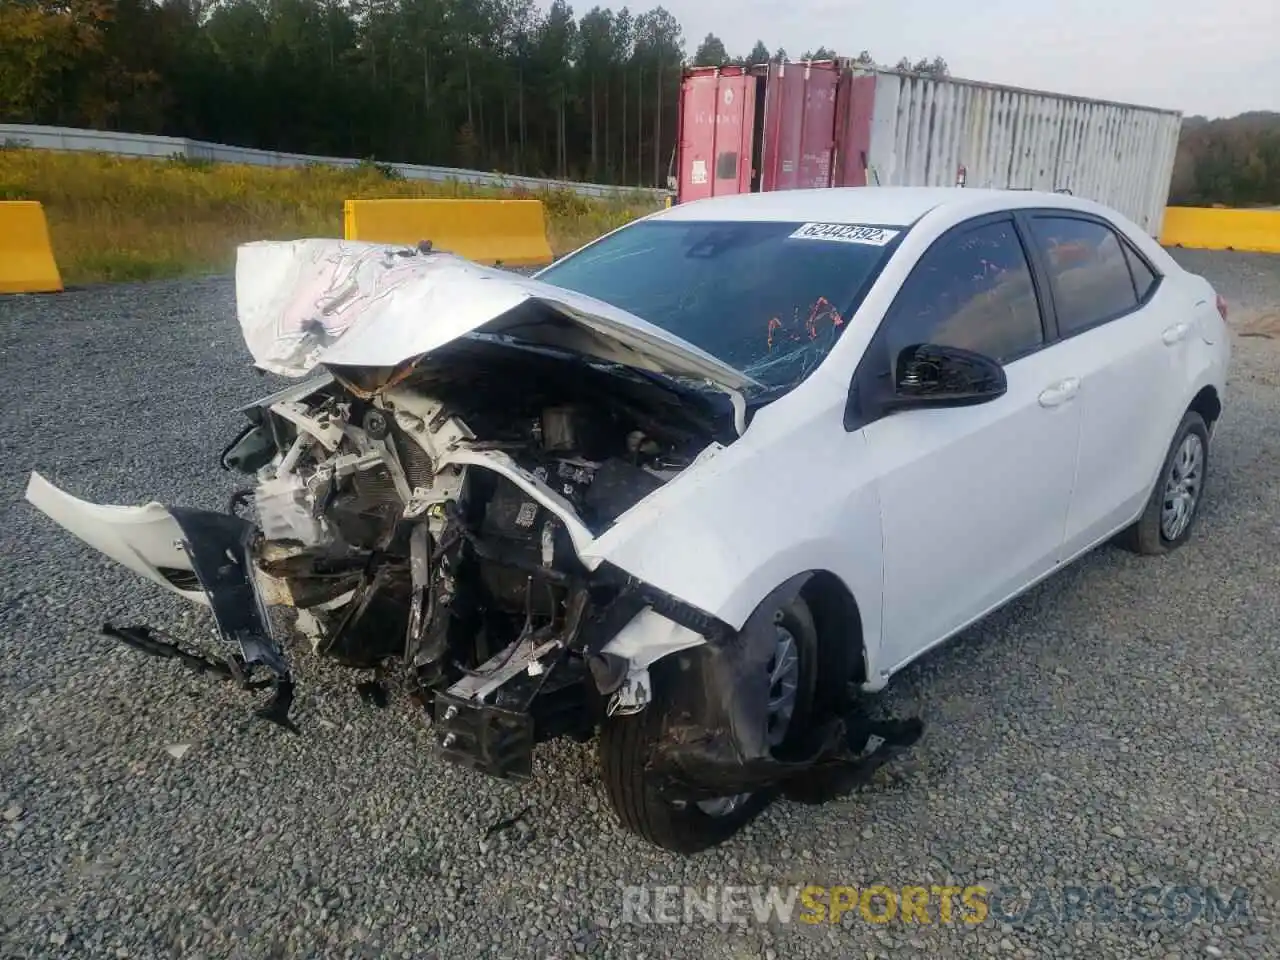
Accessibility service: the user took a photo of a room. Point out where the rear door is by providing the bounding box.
[1015,211,1184,558]
[851,214,1084,673]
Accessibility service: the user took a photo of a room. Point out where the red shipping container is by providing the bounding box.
[759,60,841,192]
[674,67,757,203]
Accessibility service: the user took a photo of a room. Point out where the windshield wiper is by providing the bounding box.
[467,331,726,398]
[586,359,721,396]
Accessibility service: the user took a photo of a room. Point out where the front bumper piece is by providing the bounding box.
[146,507,297,731]
[24,473,295,730]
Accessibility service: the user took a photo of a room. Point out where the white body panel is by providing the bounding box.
[559,188,1230,684]
[1054,287,1185,556]
[24,472,207,606]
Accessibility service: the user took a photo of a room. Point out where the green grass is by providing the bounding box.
[0,148,661,285]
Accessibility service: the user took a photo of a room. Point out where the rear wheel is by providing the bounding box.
[598,596,819,854]
[1117,410,1210,555]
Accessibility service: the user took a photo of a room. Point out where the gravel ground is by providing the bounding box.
[1,251,1278,960]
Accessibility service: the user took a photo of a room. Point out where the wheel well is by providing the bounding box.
[1190,385,1221,427]
[799,571,867,687]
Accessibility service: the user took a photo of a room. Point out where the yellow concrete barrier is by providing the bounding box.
[343,198,554,266]
[0,201,63,294]
[1161,206,1280,254]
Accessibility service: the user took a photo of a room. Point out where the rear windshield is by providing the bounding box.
[536,218,906,391]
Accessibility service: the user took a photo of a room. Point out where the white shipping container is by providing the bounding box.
[860,71,1182,236]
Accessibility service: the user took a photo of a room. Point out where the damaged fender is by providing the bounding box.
[595,608,711,715]
[576,401,888,686]
[166,506,289,679]
[665,573,810,766]
[643,573,921,802]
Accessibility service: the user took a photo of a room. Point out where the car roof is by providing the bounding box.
[651,186,1109,227]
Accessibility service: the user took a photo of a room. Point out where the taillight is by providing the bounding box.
[1216,293,1228,321]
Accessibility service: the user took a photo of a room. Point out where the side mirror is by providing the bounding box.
[884,343,1007,412]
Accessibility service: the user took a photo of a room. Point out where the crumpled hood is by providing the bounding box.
[235,238,760,393]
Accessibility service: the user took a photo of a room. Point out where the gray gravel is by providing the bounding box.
[1,252,1278,960]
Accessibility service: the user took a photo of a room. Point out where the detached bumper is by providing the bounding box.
[165,506,291,680]
[25,472,209,604]
[25,472,295,728]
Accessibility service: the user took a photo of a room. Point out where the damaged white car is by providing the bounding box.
[26,187,1230,853]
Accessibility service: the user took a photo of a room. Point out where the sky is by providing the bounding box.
[598,0,1278,119]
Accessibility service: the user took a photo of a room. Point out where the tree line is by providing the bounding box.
[2,1,1274,204]
[0,0,946,187]
[1170,112,1280,208]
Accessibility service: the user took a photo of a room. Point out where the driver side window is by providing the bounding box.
[881,218,1045,367]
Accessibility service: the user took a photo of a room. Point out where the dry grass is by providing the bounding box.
[0,148,661,285]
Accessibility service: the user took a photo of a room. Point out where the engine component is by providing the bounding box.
[364,408,390,440]
[476,476,575,612]
[541,404,613,458]
[255,474,330,546]
[583,458,665,530]
[482,476,548,542]
[392,428,434,491]
[541,405,584,452]
[349,459,400,504]
[321,563,413,666]
[221,424,277,474]
[187,345,713,750]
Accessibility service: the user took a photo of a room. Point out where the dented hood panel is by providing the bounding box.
[235,239,760,393]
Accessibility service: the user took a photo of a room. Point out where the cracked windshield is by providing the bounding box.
[538,219,906,390]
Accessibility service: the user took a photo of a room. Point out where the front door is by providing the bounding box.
[851,215,1084,675]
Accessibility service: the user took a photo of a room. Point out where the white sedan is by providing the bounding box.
[25,187,1230,853]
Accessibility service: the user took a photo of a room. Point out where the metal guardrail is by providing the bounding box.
[0,123,669,202]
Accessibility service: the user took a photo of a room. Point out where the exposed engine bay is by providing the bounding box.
[202,336,735,769]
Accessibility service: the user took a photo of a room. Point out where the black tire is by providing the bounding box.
[1117,410,1210,555]
[598,596,819,854]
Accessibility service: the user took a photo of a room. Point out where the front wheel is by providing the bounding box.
[1117,409,1210,555]
[598,596,819,854]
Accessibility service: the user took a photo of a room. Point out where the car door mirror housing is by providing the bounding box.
[884,343,1008,412]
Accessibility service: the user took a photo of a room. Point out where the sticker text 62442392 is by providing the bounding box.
[788,223,900,246]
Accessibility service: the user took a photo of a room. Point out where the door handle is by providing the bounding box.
[1163,322,1191,345]
[1038,377,1081,408]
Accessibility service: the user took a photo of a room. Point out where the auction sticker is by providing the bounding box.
[788,222,900,245]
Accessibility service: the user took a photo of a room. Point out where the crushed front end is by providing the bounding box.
[28,335,745,776]
[25,242,924,844]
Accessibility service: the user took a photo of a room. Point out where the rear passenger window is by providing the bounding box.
[1123,243,1158,301]
[880,219,1044,364]
[1028,216,1142,334]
